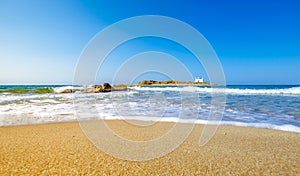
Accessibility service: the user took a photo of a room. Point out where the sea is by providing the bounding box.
[0,85,299,133]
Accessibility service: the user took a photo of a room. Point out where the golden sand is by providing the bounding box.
[0,121,299,175]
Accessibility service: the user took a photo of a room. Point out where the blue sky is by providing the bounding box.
[0,0,299,85]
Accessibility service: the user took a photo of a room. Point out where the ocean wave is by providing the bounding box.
[129,86,300,95]
[53,86,74,93]
[52,86,85,93]
[221,87,300,95]
[0,86,85,94]
[1,85,299,133]
[0,87,53,94]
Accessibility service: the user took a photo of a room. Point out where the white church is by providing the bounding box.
[194,77,204,83]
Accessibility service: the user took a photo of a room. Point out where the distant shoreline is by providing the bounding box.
[123,80,218,87]
[126,84,217,87]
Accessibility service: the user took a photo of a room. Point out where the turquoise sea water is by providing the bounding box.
[0,85,299,132]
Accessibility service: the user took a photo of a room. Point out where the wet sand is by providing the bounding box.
[0,121,299,175]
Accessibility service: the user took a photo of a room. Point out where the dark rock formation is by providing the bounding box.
[101,83,112,92]
[93,85,102,93]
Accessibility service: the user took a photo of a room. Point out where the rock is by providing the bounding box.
[112,85,127,91]
[75,83,113,93]
[101,83,112,92]
[93,85,102,93]
[61,89,72,93]
[82,87,94,93]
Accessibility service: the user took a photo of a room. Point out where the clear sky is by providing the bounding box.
[0,0,299,85]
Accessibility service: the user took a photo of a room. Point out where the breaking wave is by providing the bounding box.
[129,86,300,96]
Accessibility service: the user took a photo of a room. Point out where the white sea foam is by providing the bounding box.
[53,86,73,93]
[221,87,300,95]
[1,109,299,133]
[53,86,84,93]
[77,115,300,133]
[129,86,300,95]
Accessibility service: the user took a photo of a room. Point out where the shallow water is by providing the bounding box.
[0,85,299,132]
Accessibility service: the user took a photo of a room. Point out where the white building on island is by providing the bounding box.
[194,77,204,83]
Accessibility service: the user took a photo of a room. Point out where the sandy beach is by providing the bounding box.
[0,121,299,175]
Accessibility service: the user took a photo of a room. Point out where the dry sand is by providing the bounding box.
[0,121,299,175]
